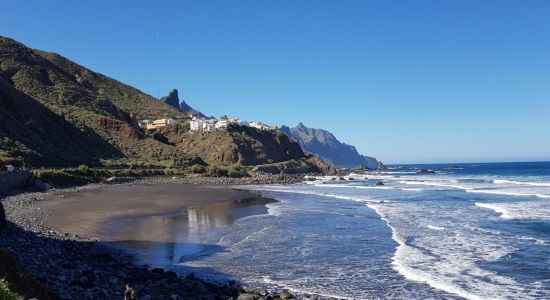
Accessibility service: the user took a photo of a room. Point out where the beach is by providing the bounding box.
[0,176,304,300]
[39,184,258,242]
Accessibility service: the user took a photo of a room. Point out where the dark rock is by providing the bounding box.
[160,89,181,111]
[375,181,384,186]
[0,200,6,230]
[151,267,164,274]
[416,169,436,174]
[280,290,293,299]
[69,278,94,289]
[180,99,205,118]
[237,293,256,300]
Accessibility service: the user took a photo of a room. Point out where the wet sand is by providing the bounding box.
[39,183,275,267]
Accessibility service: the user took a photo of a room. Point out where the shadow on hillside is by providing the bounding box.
[0,221,241,299]
[0,76,124,166]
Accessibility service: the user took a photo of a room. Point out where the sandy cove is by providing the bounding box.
[0,176,326,300]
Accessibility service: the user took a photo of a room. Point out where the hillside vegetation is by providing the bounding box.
[0,36,333,174]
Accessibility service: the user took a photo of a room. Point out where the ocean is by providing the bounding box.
[173,162,550,299]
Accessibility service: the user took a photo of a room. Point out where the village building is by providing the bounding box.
[138,119,152,129]
[215,118,249,129]
[214,119,229,129]
[189,117,217,132]
[250,121,271,130]
[143,118,176,130]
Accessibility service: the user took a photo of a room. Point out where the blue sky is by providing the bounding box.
[1,1,549,164]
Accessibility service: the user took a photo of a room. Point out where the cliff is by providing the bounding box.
[280,123,379,169]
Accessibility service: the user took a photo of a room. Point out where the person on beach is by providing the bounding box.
[124,282,137,300]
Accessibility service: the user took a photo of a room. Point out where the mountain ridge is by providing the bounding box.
[0,36,332,174]
[280,123,379,169]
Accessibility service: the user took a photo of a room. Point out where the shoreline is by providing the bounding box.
[38,183,261,244]
[0,175,316,300]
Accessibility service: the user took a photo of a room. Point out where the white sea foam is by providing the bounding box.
[493,179,550,187]
[313,183,395,190]
[475,202,512,219]
[475,201,550,221]
[238,174,550,299]
[259,276,355,300]
[427,224,446,231]
[399,180,470,190]
[467,189,550,199]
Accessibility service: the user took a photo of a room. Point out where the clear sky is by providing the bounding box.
[1,1,549,164]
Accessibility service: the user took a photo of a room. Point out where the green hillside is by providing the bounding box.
[0,36,333,174]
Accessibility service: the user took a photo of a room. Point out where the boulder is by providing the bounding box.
[416,169,436,174]
[237,293,256,300]
[375,181,384,186]
[0,200,6,229]
[280,291,293,299]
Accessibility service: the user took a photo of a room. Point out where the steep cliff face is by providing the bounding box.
[280,123,379,169]
[160,89,181,111]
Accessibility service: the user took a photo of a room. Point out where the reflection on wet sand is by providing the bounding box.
[103,196,276,268]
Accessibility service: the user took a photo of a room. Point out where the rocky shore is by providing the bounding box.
[0,174,336,300]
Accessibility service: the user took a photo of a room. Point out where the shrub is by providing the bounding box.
[0,278,21,300]
[206,165,228,177]
[188,164,206,174]
[75,164,90,175]
[227,166,249,178]
[33,169,91,186]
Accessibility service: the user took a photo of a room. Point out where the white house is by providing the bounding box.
[250,121,270,130]
[215,118,249,129]
[215,119,229,129]
[190,117,217,132]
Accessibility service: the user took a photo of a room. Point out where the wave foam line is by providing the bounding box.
[252,186,520,299]
[367,203,487,300]
[467,189,550,199]
[493,179,550,187]
[474,203,512,219]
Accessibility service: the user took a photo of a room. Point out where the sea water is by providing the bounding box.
[176,162,550,299]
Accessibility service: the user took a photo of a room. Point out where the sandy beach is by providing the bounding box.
[37,183,277,268]
[0,178,300,299]
[38,184,256,240]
